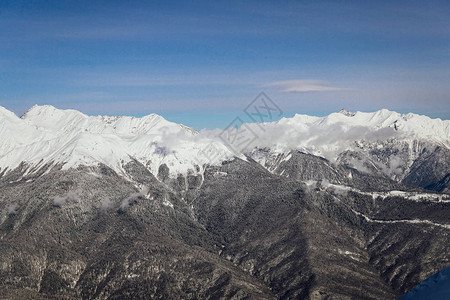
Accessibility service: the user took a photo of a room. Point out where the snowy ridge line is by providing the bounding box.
[351,208,450,229]
[314,182,450,229]
[306,180,450,202]
[367,190,450,202]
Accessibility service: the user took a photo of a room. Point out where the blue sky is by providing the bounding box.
[0,0,449,129]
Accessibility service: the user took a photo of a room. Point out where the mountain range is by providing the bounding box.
[0,105,449,299]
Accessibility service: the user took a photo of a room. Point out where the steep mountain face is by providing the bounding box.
[0,105,449,299]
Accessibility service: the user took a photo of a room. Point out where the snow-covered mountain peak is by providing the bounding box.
[22,104,86,118]
[0,106,45,155]
[286,109,449,143]
[1,105,234,178]
[241,109,449,177]
[0,105,21,121]
[20,105,193,139]
[0,105,448,182]
[22,105,88,133]
[339,109,356,117]
[288,109,406,129]
[287,113,320,125]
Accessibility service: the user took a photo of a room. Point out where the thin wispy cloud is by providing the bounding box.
[267,80,347,93]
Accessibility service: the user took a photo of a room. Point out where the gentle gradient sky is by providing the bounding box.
[1,0,449,129]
